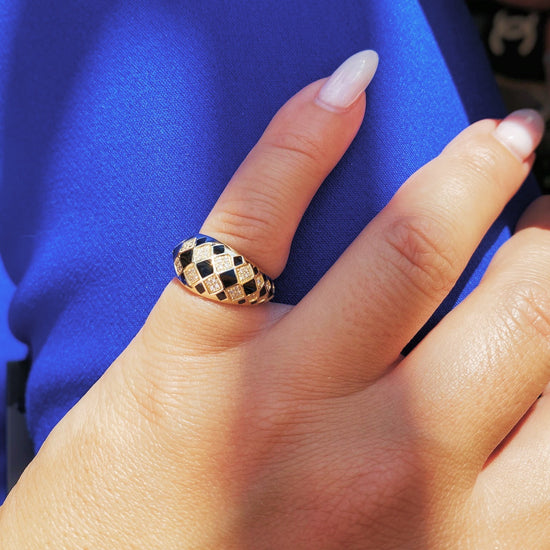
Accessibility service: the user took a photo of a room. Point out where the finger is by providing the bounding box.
[200,50,378,279]
[472,395,550,545]
[151,51,378,348]
[386,197,550,465]
[515,194,550,233]
[274,109,544,393]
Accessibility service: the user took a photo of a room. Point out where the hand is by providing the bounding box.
[1,50,548,549]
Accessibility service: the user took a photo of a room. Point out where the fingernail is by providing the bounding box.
[316,50,379,112]
[493,108,545,161]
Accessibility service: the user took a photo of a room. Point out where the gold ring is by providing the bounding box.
[172,234,275,305]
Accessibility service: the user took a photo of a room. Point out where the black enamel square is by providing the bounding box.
[213,244,225,255]
[243,280,257,295]
[253,266,258,274]
[233,256,244,266]
[196,260,214,277]
[238,299,246,304]
[216,291,227,301]
[196,236,207,245]
[219,269,238,288]
[178,250,193,266]
[195,283,205,294]
[259,287,267,297]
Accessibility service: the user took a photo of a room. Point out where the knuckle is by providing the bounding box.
[498,281,550,346]
[442,133,510,191]
[382,215,459,300]
[260,127,326,168]
[458,144,500,180]
[215,188,286,244]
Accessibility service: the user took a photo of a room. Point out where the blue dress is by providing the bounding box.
[0,0,539,499]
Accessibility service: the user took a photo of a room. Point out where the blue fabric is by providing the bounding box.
[0,0,539,497]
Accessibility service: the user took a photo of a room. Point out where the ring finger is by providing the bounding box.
[156,50,379,344]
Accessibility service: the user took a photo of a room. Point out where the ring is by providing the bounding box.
[172,234,275,305]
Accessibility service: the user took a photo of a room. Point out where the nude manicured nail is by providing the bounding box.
[493,108,545,161]
[316,50,379,112]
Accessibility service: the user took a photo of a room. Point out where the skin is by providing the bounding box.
[1,76,550,548]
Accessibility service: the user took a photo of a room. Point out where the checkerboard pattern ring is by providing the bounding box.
[172,234,275,305]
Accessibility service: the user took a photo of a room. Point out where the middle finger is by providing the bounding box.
[274,110,543,393]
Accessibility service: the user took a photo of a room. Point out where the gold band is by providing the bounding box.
[172,234,275,305]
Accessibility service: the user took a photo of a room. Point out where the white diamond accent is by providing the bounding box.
[226,285,245,301]
[235,264,254,284]
[254,274,264,289]
[213,254,233,273]
[180,238,196,252]
[183,264,201,285]
[203,274,223,294]
[193,244,212,263]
